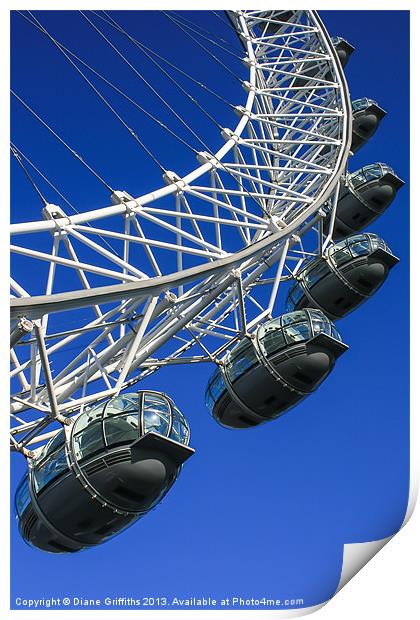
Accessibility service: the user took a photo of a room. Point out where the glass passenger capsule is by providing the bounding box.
[286,233,399,319]
[15,391,194,553]
[326,163,404,240]
[205,309,347,429]
[351,98,386,153]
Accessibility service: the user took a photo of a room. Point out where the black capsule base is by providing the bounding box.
[19,433,194,553]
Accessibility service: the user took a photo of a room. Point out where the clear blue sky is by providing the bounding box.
[10,10,409,610]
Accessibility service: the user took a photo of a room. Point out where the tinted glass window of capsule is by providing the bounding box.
[352,98,377,113]
[349,163,395,189]
[257,310,342,356]
[16,430,68,515]
[15,476,31,518]
[72,393,189,460]
[205,368,226,411]
[328,233,391,266]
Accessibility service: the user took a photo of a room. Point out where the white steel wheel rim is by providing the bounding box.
[10,9,351,452]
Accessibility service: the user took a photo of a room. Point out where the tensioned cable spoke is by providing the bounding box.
[80,10,209,154]
[86,11,272,218]
[163,11,243,83]
[91,10,236,109]
[213,11,235,31]
[17,11,200,156]
[96,11,278,221]
[27,10,166,173]
[16,9,272,232]
[10,146,47,206]
[171,10,240,50]
[11,91,114,193]
[11,143,85,215]
[167,11,244,59]
[99,11,227,137]
[102,12,225,132]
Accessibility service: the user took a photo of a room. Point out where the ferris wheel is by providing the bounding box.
[10,10,404,553]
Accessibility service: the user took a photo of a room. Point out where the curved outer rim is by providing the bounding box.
[11,10,353,322]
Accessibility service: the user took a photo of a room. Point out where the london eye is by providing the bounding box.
[10,10,404,552]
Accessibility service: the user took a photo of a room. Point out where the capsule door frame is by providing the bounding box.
[218,355,263,419]
[138,390,175,440]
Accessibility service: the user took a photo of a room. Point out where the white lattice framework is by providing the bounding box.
[10,9,352,454]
